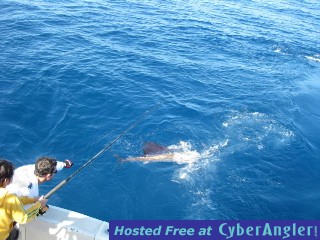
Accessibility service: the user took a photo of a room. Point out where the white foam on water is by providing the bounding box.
[170,140,228,182]
[221,111,294,150]
[170,139,229,219]
[306,55,320,63]
[167,141,201,164]
[171,111,295,219]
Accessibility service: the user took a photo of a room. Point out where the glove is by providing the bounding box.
[38,204,49,216]
[37,196,49,216]
[64,159,74,168]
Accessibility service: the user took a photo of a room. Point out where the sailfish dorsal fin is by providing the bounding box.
[143,142,168,155]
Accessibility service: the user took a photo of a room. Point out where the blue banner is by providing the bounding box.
[109,220,319,239]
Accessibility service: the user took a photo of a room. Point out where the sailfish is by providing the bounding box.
[117,142,200,164]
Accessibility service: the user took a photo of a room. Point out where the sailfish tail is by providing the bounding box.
[113,154,125,163]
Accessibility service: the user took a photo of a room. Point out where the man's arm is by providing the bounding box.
[56,159,74,171]
[19,196,39,205]
[9,194,47,224]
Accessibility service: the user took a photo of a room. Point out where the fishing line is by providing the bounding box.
[44,103,161,199]
[65,122,118,163]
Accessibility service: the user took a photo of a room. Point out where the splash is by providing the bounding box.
[172,140,228,182]
[167,141,201,165]
[172,112,295,219]
[171,140,229,219]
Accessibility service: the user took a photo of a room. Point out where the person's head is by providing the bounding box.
[34,156,58,183]
[0,159,14,187]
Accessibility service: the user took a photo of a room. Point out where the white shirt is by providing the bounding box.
[6,161,65,198]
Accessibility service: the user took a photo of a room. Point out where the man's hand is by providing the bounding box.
[64,159,74,168]
[37,196,49,215]
[38,196,48,208]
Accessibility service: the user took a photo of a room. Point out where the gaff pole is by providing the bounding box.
[44,103,161,199]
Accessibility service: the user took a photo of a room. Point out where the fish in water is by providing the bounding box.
[118,142,200,164]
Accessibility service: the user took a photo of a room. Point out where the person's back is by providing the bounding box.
[6,164,39,198]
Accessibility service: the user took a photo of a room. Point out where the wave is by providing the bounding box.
[306,55,320,63]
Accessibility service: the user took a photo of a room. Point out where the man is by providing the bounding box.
[6,156,73,198]
[0,159,48,240]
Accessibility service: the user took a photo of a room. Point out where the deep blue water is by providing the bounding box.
[1,0,320,220]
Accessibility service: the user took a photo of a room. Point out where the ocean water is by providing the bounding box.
[1,0,320,221]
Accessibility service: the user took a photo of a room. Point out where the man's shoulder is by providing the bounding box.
[12,164,36,183]
[7,164,38,196]
[14,164,35,174]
